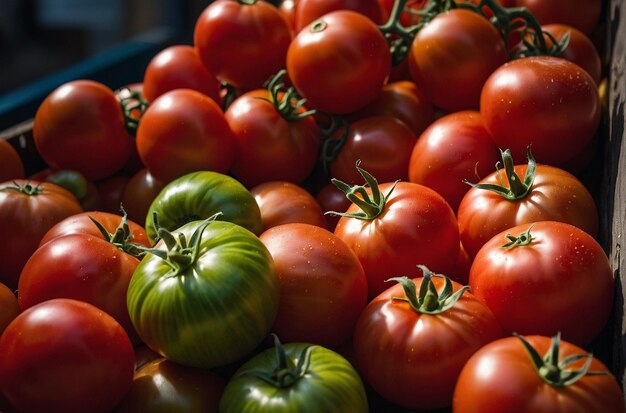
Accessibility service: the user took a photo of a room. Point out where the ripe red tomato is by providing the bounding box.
[286,10,391,114]
[480,56,600,167]
[194,0,292,90]
[279,0,298,33]
[333,167,459,298]
[0,139,25,182]
[142,45,222,105]
[260,223,368,347]
[315,182,352,231]
[225,88,321,187]
[408,110,500,212]
[33,80,134,180]
[0,298,134,413]
[469,221,614,345]
[354,272,502,409]
[120,168,166,225]
[96,175,129,215]
[515,0,602,35]
[251,181,327,230]
[136,89,235,183]
[327,115,418,185]
[457,151,599,258]
[453,334,626,413]
[0,180,82,290]
[0,282,19,336]
[295,0,386,32]
[408,8,507,111]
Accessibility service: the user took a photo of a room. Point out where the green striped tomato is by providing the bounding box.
[127,218,279,368]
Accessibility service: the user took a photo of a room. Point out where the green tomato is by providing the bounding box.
[127,217,279,368]
[145,170,263,244]
[220,337,368,413]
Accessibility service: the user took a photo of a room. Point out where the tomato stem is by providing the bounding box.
[502,224,535,249]
[0,180,44,196]
[119,88,149,137]
[88,206,146,258]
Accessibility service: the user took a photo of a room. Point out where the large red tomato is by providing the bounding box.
[33,80,134,180]
[286,10,391,114]
[332,164,459,298]
[480,56,600,167]
[469,221,614,346]
[408,8,507,111]
[194,0,292,90]
[408,110,500,212]
[136,88,235,183]
[453,334,625,413]
[0,180,82,289]
[354,271,502,409]
[0,299,134,413]
[260,223,368,347]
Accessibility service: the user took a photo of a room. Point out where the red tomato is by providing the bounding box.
[315,182,352,231]
[142,45,222,104]
[453,334,625,413]
[194,0,292,90]
[278,0,298,33]
[480,56,600,167]
[333,166,459,298]
[251,181,327,230]
[457,151,599,258]
[136,89,235,183]
[120,168,166,226]
[260,223,368,347]
[0,139,25,182]
[96,175,129,215]
[354,272,502,409]
[286,10,391,114]
[0,299,134,413]
[408,9,507,111]
[0,180,82,289]
[295,0,386,32]
[225,88,321,187]
[0,282,19,336]
[469,221,614,345]
[33,80,134,180]
[515,0,602,35]
[350,80,435,137]
[327,115,418,185]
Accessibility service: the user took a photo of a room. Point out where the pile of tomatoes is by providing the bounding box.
[0,0,624,412]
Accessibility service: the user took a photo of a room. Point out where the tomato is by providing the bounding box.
[220,337,368,413]
[354,271,502,409]
[96,175,130,215]
[136,89,235,184]
[332,164,459,298]
[0,139,25,182]
[144,170,263,243]
[19,211,148,343]
[453,334,625,413]
[279,0,298,33]
[260,223,367,347]
[408,8,507,111]
[0,180,82,289]
[142,45,222,105]
[33,80,134,180]
[457,149,599,258]
[408,110,500,212]
[350,80,435,137]
[469,221,614,345]
[0,298,134,413]
[327,115,418,185]
[251,181,326,230]
[194,0,292,90]
[127,217,279,368]
[225,88,321,188]
[115,358,225,413]
[286,10,391,114]
[120,168,166,225]
[0,282,19,336]
[315,182,352,231]
[480,56,600,167]
[515,0,602,35]
[294,0,386,32]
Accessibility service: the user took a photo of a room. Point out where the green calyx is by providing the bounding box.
[142,212,222,275]
[502,224,535,249]
[465,147,536,200]
[1,180,44,196]
[326,160,397,220]
[119,87,149,137]
[260,70,316,122]
[516,332,608,387]
[242,334,313,388]
[88,206,145,259]
[388,265,469,314]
